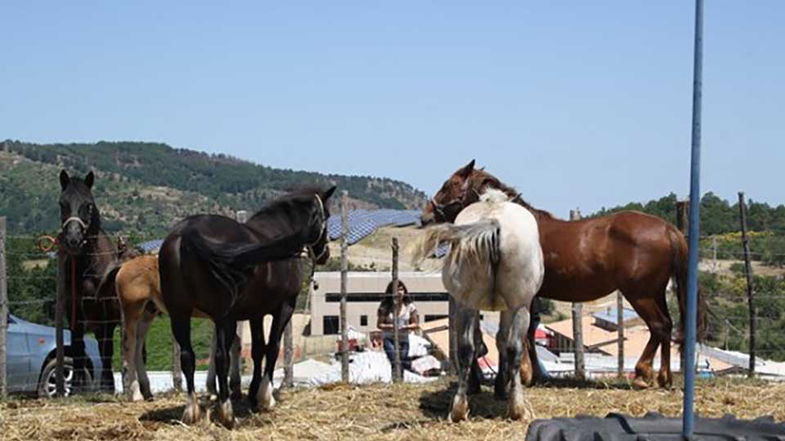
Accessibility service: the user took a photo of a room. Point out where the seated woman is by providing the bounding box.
[376,280,419,373]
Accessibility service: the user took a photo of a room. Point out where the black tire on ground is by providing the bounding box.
[37,356,92,398]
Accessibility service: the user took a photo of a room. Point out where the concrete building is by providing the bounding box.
[309,271,450,336]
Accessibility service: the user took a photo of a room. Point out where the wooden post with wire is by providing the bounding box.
[0,217,8,399]
[738,192,756,376]
[340,191,350,382]
[570,209,585,380]
[616,291,625,378]
[55,242,66,396]
[391,237,402,383]
[283,320,294,387]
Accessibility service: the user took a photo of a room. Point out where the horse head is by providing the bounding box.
[421,160,504,225]
[306,186,336,265]
[58,170,101,255]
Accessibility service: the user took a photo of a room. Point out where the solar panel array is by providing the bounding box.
[327,209,421,245]
[137,239,164,253]
[133,209,425,254]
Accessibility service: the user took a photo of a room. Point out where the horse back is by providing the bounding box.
[537,210,680,300]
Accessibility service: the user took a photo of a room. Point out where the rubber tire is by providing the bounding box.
[37,357,92,398]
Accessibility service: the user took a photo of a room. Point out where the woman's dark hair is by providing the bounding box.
[378,280,411,315]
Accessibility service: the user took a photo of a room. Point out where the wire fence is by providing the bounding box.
[2,213,785,400]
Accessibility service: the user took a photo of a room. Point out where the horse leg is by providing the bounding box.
[71,320,89,393]
[495,310,512,400]
[259,301,294,411]
[229,322,243,400]
[170,315,200,425]
[526,298,545,384]
[206,324,218,397]
[655,293,674,389]
[505,306,533,421]
[94,323,116,394]
[135,310,155,400]
[121,300,145,401]
[519,334,534,387]
[248,317,266,411]
[214,319,236,428]
[467,324,484,395]
[626,296,666,390]
[449,306,478,422]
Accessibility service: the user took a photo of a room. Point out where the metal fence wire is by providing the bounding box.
[1,216,784,399]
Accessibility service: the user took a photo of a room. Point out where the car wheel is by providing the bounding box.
[38,357,92,398]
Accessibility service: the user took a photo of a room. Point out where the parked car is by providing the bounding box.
[6,313,104,397]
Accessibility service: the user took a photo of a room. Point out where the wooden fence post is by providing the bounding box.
[738,192,755,376]
[340,191,349,382]
[616,291,625,378]
[171,339,182,392]
[55,246,66,396]
[0,217,7,399]
[283,320,294,387]
[391,238,402,383]
[569,209,585,380]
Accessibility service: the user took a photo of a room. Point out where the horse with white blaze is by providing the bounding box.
[413,189,544,422]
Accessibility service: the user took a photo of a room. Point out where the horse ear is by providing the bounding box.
[84,171,95,189]
[322,185,337,201]
[458,160,475,177]
[59,170,70,190]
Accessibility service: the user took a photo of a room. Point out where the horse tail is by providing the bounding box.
[412,219,501,268]
[670,227,707,346]
[96,264,121,302]
[180,227,305,269]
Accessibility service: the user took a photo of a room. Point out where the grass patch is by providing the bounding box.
[111,317,215,371]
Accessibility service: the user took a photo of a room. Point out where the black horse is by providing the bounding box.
[58,170,125,394]
[159,186,334,428]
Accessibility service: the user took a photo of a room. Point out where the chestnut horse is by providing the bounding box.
[97,254,242,401]
[421,161,706,389]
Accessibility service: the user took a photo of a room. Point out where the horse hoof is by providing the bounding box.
[216,400,235,429]
[508,393,534,421]
[632,378,650,390]
[657,374,673,389]
[448,395,470,423]
[182,403,202,425]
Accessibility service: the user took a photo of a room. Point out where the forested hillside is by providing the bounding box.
[0,140,428,236]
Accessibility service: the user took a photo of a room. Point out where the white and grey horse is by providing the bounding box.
[414,189,544,421]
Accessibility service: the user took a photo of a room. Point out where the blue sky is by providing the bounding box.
[1,1,782,215]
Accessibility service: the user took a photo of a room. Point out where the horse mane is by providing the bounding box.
[475,171,555,219]
[479,188,510,204]
[249,186,325,222]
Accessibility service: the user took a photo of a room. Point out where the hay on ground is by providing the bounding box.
[1,377,783,441]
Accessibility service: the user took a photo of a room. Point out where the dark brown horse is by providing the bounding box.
[421,161,706,389]
[58,170,129,393]
[159,186,334,428]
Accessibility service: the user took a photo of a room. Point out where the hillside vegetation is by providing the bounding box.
[0,140,428,236]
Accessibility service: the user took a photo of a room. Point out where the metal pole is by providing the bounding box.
[55,247,67,397]
[616,291,625,378]
[391,238,402,383]
[0,217,8,399]
[738,192,755,376]
[570,209,585,380]
[683,0,703,436]
[340,191,349,382]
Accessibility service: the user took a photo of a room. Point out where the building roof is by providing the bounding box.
[592,307,639,325]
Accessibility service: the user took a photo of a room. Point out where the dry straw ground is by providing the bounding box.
[1,377,783,441]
